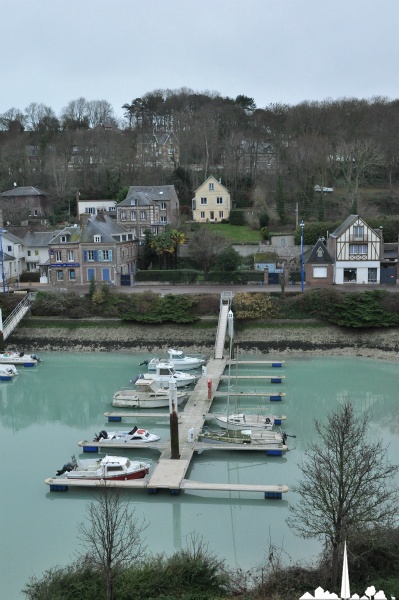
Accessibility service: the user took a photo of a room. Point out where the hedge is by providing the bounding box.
[136,269,199,283]
[205,270,264,284]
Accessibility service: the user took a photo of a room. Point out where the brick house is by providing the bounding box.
[116,185,179,239]
[304,238,334,285]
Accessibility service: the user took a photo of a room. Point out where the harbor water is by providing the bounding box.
[1,351,399,598]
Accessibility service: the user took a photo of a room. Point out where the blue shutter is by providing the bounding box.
[98,250,103,262]
[93,250,98,261]
[83,250,87,262]
[108,250,113,261]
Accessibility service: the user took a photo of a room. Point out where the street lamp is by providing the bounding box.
[0,228,5,293]
[300,220,305,292]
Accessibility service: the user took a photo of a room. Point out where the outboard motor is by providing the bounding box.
[56,461,76,476]
[31,354,41,362]
[94,430,108,442]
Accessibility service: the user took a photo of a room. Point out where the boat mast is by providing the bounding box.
[227,310,234,432]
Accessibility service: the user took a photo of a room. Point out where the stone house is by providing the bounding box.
[136,131,179,168]
[192,176,231,222]
[0,186,51,221]
[116,185,179,239]
[47,214,137,286]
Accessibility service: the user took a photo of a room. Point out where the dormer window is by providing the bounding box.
[94,235,101,243]
[61,236,67,243]
[130,198,137,206]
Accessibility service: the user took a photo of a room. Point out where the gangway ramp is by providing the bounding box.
[1,293,36,340]
[214,291,233,359]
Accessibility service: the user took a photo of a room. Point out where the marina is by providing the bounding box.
[3,351,399,599]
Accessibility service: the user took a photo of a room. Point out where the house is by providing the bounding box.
[77,196,117,217]
[192,176,231,222]
[304,238,334,285]
[327,215,383,284]
[1,230,27,284]
[22,230,62,282]
[0,186,51,221]
[116,185,179,239]
[136,131,179,168]
[47,214,137,287]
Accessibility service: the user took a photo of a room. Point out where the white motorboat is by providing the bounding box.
[0,351,41,367]
[112,379,189,409]
[93,426,161,444]
[207,412,277,431]
[198,427,287,447]
[143,349,206,371]
[0,365,18,381]
[131,361,197,389]
[55,454,151,480]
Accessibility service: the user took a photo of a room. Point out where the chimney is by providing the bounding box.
[79,213,91,228]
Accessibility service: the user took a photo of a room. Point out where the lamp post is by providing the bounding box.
[300,220,305,292]
[0,228,5,293]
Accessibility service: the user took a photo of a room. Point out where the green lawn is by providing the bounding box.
[198,223,262,243]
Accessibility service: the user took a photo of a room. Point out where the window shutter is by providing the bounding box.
[109,250,113,261]
[83,250,87,262]
[93,250,98,261]
[98,250,103,262]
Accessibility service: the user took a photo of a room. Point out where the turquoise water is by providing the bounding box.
[1,352,399,598]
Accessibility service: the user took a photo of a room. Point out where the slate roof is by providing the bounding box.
[0,186,47,197]
[23,230,62,247]
[81,214,130,243]
[329,214,359,238]
[119,185,176,206]
[2,231,26,245]
[50,226,82,244]
[305,239,334,264]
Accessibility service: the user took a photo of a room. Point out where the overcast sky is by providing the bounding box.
[2,0,398,122]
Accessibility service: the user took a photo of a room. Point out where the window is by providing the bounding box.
[140,211,146,220]
[313,266,328,278]
[56,270,63,281]
[130,211,136,221]
[219,211,224,219]
[85,207,95,214]
[94,235,101,243]
[344,268,357,282]
[68,250,74,262]
[200,211,205,219]
[87,250,95,261]
[349,244,367,254]
[209,182,214,190]
[216,197,223,204]
[130,198,137,206]
[33,209,38,216]
[27,250,31,257]
[368,268,377,283]
[120,210,126,221]
[56,251,62,262]
[103,250,110,261]
[131,227,137,237]
[168,148,174,155]
[69,269,76,281]
[353,225,364,239]
[109,206,116,212]
[61,236,67,243]
[160,216,167,223]
[7,245,12,252]
[200,197,207,205]
[161,202,166,210]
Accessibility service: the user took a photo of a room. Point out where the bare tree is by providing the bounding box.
[78,483,147,600]
[287,401,398,589]
[188,227,227,275]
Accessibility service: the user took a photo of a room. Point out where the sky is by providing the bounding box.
[2,0,399,122]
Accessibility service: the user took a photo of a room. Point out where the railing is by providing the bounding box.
[214,292,233,359]
[2,293,36,340]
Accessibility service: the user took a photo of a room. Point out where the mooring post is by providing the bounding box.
[169,379,180,459]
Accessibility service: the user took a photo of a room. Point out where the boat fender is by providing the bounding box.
[19,352,24,357]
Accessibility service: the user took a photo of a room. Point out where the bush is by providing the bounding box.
[232,292,277,320]
[228,209,246,226]
[136,270,199,283]
[20,271,40,282]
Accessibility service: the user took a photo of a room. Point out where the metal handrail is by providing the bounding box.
[3,293,36,339]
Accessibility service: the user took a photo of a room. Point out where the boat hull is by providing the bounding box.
[112,392,187,409]
[66,468,149,481]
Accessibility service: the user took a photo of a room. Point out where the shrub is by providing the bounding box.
[20,271,40,282]
[232,292,277,320]
[228,209,246,226]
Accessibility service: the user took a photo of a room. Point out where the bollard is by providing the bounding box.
[207,377,212,399]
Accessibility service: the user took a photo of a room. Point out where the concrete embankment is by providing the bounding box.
[6,318,399,361]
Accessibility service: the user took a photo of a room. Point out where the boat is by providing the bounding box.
[112,378,189,409]
[55,454,151,480]
[206,412,283,431]
[0,365,18,381]
[0,351,41,367]
[198,427,287,447]
[131,361,197,389]
[142,349,206,371]
[93,426,161,444]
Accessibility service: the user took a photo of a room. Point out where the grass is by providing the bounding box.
[199,223,262,244]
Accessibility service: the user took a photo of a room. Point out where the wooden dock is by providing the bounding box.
[45,353,289,499]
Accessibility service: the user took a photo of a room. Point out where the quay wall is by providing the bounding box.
[7,319,399,361]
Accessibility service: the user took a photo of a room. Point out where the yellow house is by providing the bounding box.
[192,176,231,222]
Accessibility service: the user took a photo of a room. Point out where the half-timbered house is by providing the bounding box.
[327,215,383,284]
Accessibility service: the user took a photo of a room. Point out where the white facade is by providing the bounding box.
[78,199,117,216]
